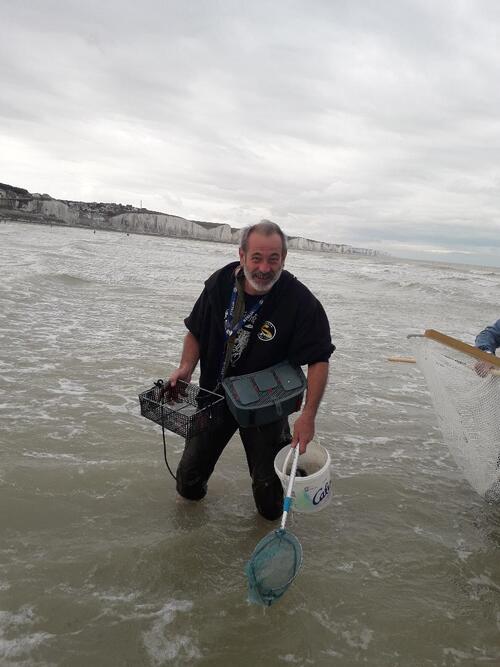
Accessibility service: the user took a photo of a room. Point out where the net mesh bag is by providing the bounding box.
[245,528,303,606]
[410,335,500,497]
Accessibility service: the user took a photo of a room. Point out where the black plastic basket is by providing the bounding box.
[139,380,225,439]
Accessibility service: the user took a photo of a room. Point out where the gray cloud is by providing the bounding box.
[1,0,500,266]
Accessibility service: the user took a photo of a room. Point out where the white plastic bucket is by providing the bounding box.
[274,441,332,513]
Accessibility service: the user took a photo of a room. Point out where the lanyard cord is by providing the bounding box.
[224,283,264,339]
[218,274,265,384]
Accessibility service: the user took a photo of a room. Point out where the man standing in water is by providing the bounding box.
[168,220,334,520]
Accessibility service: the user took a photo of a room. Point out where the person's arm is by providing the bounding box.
[474,319,500,376]
[475,319,500,354]
[291,361,329,454]
[169,332,200,386]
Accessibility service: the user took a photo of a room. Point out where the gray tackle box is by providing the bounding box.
[222,361,307,427]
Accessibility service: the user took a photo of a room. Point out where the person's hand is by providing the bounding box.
[291,412,315,454]
[157,366,192,402]
[474,360,494,377]
[168,365,192,387]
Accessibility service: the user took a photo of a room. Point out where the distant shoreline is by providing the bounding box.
[0,182,385,258]
[0,218,374,263]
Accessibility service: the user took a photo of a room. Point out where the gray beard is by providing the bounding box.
[243,265,283,294]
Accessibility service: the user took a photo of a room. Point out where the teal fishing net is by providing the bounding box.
[245,528,303,606]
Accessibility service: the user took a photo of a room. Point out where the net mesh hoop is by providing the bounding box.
[245,528,303,606]
[409,334,500,497]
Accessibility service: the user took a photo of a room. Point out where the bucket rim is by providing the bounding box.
[274,442,331,483]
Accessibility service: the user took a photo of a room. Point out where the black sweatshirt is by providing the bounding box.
[184,261,335,391]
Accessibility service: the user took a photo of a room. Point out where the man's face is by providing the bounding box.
[239,232,286,294]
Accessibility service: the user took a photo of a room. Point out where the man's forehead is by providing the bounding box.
[246,232,284,254]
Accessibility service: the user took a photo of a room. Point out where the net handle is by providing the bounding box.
[424,329,500,368]
[387,354,500,376]
[280,446,300,531]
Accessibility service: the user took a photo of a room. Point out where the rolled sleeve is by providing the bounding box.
[475,319,500,354]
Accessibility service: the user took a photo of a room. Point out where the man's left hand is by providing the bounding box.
[291,412,315,454]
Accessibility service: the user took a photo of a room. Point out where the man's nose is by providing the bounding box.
[258,260,271,273]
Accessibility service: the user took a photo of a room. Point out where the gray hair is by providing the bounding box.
[239,219,288,254]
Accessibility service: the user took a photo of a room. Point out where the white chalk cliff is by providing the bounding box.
[0,183,383,256]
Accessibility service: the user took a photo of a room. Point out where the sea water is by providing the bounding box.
[1,221,499,666]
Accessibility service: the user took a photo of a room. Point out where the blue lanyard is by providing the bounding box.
[224,283,264,340]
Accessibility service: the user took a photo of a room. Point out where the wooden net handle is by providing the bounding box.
[387,353,500,376]
[424,329,500,368]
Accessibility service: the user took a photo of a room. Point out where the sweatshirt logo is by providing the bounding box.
[258,321,276,342]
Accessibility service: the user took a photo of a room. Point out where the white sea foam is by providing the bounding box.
[142,600,201,665]
[277,655,305,663]
[467,574,500,601]
[341,626,374,651]
[442,647,474,660]
[455,540,473,562]
[22,451,81,462]
[0,607,53,663]
[46,379,88,395]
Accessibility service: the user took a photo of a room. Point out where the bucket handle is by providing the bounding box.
[282,446,296,477]
[280,445,300,530]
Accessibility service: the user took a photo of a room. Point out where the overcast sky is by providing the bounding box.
[1,1,500,266]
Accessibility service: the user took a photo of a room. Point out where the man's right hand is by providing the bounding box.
[168,365,193,387]
[156,366,193,403]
